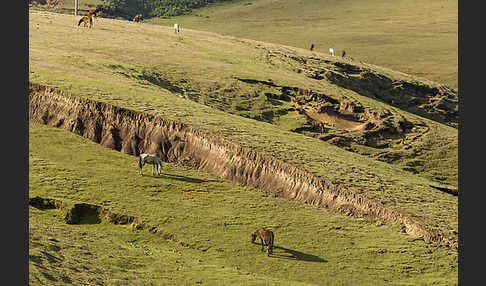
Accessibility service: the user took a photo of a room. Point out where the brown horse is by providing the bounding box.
[77,10,97,28]
[251,228,274,256]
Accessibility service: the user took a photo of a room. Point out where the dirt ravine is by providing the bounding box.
[29,82,457,250]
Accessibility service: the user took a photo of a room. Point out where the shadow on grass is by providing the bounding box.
[150,173,220,184]
[251,242,327,262]
[77,215,101,225]
[271,245,327,262]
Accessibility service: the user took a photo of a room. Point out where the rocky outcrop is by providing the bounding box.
[29,82,457,250]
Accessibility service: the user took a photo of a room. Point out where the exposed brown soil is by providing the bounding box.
[231,61,456,187]
[29,82,457,250]
[305,110,363,131]
[261,48,458,128]
[235,76,430,166]
[98,56,455,183]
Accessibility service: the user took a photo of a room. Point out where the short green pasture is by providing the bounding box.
[29,10,457,242]
[29,122,457,285]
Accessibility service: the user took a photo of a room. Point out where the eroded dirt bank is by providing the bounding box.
[29,82,457,250]
[112,59,456,185]
[262,48,458,128]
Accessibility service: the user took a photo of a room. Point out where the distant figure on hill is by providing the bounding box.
[133,14,143,22]
[342,50,346,57]
[310,43,315,51]
[329,48,335,56]
[174,23,180,34]
[77,9,97,28]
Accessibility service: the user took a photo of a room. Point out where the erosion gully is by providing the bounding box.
[29,82,457,250]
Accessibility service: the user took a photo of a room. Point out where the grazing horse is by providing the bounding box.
[138,153,163,176]
[310,43,315,51]
[342,50,346,57]
[251,228,274,256]
[77,9,96,28]
[133,14,143,22]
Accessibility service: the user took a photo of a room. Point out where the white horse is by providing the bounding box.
[329,48,335,56]
[138,153,163,176]
[174,23,180,34]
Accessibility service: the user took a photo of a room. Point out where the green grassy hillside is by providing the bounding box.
[148,0,458,90]
[29,10,457,240]
[41,0,458,90]
[29,8,458,285]
[29,122,457,285]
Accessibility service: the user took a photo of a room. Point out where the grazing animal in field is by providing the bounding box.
[310,43,315,51]
[133,14,143,22]
[174,23,180,34]
[77,9,96,28]
[251,228,274,256]
[329,48,335,56]
[78,15,93,28]
[342,50,346,57]
[138,153,163,176]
